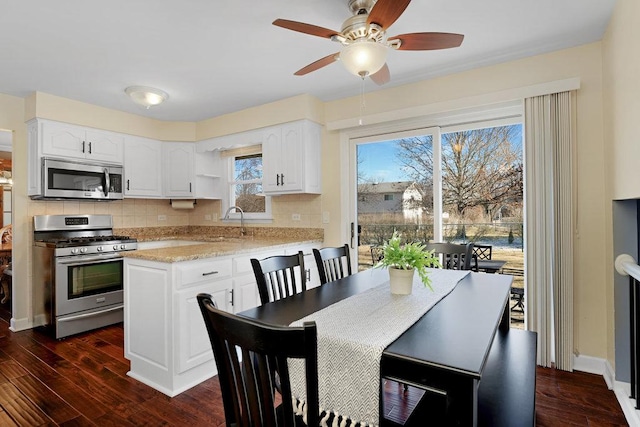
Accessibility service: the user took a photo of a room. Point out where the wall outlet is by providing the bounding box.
[204,214,212,221]
[292,213,301,221]
[158,215,167,221]
[322,211,330,224]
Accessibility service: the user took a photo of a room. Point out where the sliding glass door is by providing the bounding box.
[349,120,524,324]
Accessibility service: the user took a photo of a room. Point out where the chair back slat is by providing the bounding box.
[197,294,319,427]
[251,252,306,305]
[426,242,475,270]
[313,244,353,285]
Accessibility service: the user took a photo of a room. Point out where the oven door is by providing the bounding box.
[55,253,124,316]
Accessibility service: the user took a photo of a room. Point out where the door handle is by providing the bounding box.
[103,168,110,197]
[127,179,130,191]
[229,289,234,307]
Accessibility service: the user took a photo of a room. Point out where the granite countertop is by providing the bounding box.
[123,236,322,263]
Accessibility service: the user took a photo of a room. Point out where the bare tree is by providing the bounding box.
[441,125,522,218]
[234,155,265,213]
[396,126,522,219]
[395,135,434,212]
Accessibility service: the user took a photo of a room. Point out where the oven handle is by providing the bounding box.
[56,255,122,266]
[104,167,110,198]
[57,304,123,323]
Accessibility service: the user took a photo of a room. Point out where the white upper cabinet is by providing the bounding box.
[163,142,195,198]
[40,119,123,163]
[27,118,124,196]
[262,120,322,195]
[124,136,163,197]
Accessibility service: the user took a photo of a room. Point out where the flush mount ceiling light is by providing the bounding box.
[124,86,169,109]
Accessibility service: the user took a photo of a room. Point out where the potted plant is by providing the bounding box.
[375,231,441,294]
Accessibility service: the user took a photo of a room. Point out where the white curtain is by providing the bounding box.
[524,91,575,370]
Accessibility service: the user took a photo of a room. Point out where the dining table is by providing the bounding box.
[239,267,536,426]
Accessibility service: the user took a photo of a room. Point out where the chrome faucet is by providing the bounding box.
[223,206,246,236]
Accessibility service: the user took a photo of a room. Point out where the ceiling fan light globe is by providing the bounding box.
[340,40,387,77]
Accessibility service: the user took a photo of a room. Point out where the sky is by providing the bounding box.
[357,124,523,184]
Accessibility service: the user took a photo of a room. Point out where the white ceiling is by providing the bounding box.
[0,0,615,122]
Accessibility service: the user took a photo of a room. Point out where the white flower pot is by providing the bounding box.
[388,267,415,295]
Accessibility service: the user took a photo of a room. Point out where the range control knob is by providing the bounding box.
[113,245,119,250]
[120,244,126,250]
[97,246,103,252]
[71,248,79,255]
[80,247,87,253]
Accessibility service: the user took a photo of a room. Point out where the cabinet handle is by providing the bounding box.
[189,182,192,192]
[127,179,130,191]
[276,174,280,186]
[229,289,234,306]
[306,268,311,282]
[88,141,92,154]
[82,141,86,153]
[202,271,218,276]
[280,173,284,185]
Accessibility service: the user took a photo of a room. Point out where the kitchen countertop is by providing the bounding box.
[123,236,322,263]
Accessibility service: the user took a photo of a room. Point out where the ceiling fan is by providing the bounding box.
[273,0,464,85]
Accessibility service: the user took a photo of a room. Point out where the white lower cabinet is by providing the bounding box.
[123,241,320,397]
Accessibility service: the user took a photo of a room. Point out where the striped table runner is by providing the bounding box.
[289,268,470,426]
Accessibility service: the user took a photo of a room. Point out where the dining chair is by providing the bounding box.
[197,293,319,427]
[313,244,352,285]
[251,251,307,305]
[426,242,475,270]
[471,243,492,272]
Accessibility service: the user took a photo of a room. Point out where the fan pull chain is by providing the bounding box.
[359,76,366,126]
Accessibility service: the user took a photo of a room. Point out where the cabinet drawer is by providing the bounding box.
[176,258,232,288]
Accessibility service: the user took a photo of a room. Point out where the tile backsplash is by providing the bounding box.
[27,193,323,229]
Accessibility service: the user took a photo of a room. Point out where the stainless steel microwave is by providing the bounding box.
[38,158,124,200]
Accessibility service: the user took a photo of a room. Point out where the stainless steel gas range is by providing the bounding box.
[32,214,137,339]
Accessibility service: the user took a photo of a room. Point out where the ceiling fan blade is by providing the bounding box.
[389,32,464,50]
[367,0,411,29]
[294,53,339,76]
[370,63,390,85]
[273,19,339,39]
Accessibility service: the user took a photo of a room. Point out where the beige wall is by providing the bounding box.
[0,40,612,364]
[602,0,640,366]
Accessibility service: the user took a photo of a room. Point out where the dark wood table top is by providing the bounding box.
[239,268,512,379]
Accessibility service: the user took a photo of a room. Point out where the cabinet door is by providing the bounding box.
[233,274,261,313]
[85,130,123,163]
[124,136,162,197]
[163,142,195,197]
[177,280,232,374]
[41,120,86,160]
[279,122,303,192]
[261,127,281,193]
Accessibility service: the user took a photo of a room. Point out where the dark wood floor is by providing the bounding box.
[0,306,629,426]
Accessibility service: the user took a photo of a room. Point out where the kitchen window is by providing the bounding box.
[227,150,271,220]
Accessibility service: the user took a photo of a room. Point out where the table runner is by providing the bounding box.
[289,268,470,427]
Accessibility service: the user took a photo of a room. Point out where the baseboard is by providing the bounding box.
[614,382,640,427]
[10,316,32,332]
[573,354,640,426]
[572,354,607,376]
